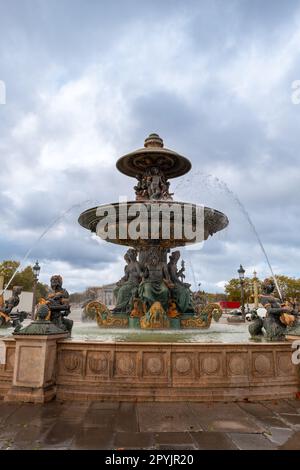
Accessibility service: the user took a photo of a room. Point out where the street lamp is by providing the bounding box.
[237,264,245,320]
[253,270,259,308]
[32,261,41,319]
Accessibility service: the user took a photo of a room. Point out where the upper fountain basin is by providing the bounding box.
[78,200,229,248]
[116,133,191,179]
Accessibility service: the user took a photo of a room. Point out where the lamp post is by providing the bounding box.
[238,264,245,320]
[253,270,259,309]
[32,261,40,319]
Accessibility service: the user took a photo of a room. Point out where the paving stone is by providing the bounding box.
[58,403,89,423]
[30,403,64,426]
[4,404,43,426]
[278,431,300,450]
[191,432,238,450]
[0,403,20,424]
[83,409,118,429]
[263,400,297,414]
[41,420,79,448]
[115,403,139,432]
[115,403,138,432]
[279,413,300,427]
[114,432,155,449]
[35,446,71,450]
[137,403,201,432]
[13,424,53,449]
[0,440,7,450]
[265,427,294,446]
[0,429,21,450]
[71,428,114,450]
[157,444,196,450]
[189,403,265,433]
[0,423,21,441]
[154,432,195,447]
[238,402,275,418]
[229,433,277,450]
[286,399,300,413]
[256,416,292,430]
[89,402,120,410]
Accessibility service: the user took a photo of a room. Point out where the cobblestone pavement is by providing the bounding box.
[0,399,300,450]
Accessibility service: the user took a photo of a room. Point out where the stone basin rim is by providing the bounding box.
[58,339,289,346]
[116,146,192,179]
[78,201,229,227]
[78,201,229,247]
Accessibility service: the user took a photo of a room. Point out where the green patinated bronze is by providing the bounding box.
[248,278,298,341]
[15,304,66,336]
[14,320,66,336]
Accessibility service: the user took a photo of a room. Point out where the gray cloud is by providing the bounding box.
[0,0,300,292]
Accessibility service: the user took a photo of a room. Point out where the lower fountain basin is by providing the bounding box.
[1,320,298,402]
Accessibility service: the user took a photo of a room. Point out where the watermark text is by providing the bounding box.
[292,340,300,365]
[0,80,6,105]
[291,80,300,104]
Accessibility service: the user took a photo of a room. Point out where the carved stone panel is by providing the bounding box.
[277,352,296,377]
[252,352,274,378]
[86,351,110,378]
[114,352,137,377]
[227,352,248,377]
[142,352,167,378]
[60,351,84,376]
[172,353,195,378]
[199,353,223,377]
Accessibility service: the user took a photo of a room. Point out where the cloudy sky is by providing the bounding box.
[0,0,300,293]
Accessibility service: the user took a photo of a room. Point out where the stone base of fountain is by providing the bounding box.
[1,336,299,403]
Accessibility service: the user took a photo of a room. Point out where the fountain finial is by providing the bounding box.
[144,133,164,148]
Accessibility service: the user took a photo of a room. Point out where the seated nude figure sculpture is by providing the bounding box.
[138,247,170,312]
[0,286,27,332]
[168,251,194,314]
[40,275,73,333]
[113,249,142,314]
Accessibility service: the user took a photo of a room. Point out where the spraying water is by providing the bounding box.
[183,249,198,291]
[213,176,283,301]
[174,171,283,301]
[1,199,96,295]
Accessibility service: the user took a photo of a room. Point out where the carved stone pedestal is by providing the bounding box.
[5,333,68,403]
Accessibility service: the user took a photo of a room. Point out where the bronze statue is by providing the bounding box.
[113,249,142,314]
[138,247,170,312]
[134,167,173,201]
[167,251,194,313]
[249,278,296,341]
[39,275,73,333]
[0,286,28,332]
[134,174,149,200]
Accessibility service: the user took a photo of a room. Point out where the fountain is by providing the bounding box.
[0,134,299,403]
[78,133,228,329]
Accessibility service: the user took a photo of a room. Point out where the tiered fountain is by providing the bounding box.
[0,134,298,403]
[78,134,228,329]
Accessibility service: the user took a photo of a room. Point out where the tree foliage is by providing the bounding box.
[274,275,300,301]
[225,275,300,302]
[0,259,49,301]
[225,277,263,302]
